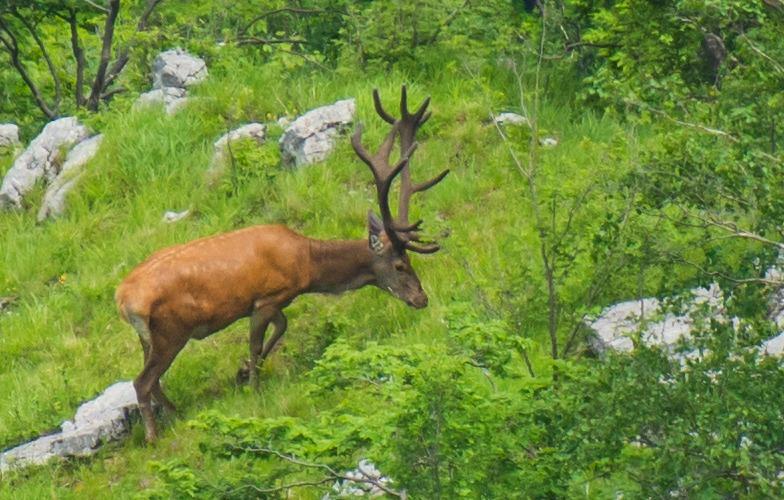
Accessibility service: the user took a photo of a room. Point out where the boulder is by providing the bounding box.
[206,123,267,182]
[0,124,20,150]
[587,284,724,356]
[761,332,784,357]
[37,134,103,221]
[327,459,393,498]
[279,98,355,167]
[0,117,90,210]
[152,49,208,89]
[135,87,188,115]
[0,381,138,472]
[212,123,267,164]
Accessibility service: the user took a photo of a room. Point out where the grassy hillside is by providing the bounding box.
[0,59,642,497]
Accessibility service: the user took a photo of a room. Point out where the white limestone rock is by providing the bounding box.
[326,459,393,498]
[280,98,355,167]
[765,259,784,329]
[0,124,20,150]
[0,117,90,210]
[206,123,268,181]
[37,134,103,221]
[493,112,529,127]
[212,123,266,163]
[0,381,139,472]
[587,284,725,356]
[761,332,784,357]
[152,49,208,89]
[135,87,188,115]
[539,136,559,147]
[162,209,190,223]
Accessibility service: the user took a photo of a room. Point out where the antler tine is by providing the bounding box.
[351,124,376,171]
[412,168,450,194]
[376,124,398,164]
[392,219,423,232]
[373,88,396,124]
[400,85,408,118]
[410,96,431,124]
[405,241,441,254]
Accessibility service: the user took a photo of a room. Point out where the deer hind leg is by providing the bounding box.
[130,313,176,413]
[132,319,187,443]
[243,307,276,390]
[260,310,287,361]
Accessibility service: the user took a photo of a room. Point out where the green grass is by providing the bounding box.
[0,62,641,497]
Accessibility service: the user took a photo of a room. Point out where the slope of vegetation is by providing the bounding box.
[1,1,783,497]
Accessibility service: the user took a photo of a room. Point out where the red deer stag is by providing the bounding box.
[115,87,448,442]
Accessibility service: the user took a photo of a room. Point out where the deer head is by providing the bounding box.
[352,86,450,308]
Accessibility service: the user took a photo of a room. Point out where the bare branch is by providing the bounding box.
[231,446,407,498]
[424,0,471,46]
[103,0,165,99]
[0,16,56,118]
[236,36,307,45]
[240,7,326,35]
[11,9,61,112]
[739,32,784,75]
[87,0,119,111]
[82,0,110,13]
[67,9,86,107]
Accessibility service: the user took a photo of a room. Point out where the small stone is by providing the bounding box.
[162,209,190,223]
[493,112,529,127]
[539,136,558,147]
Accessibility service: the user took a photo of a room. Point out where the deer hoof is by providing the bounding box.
[235,359,252,385]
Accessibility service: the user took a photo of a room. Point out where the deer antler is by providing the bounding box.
[372,86,449,253]
[351,122,417,252]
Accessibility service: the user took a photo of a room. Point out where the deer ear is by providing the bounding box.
[367,211,385,254]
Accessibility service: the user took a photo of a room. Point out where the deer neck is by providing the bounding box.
[306,239,375,294]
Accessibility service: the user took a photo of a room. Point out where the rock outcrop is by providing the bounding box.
[0,117,90,210]
[206,123,267,182]
[587,284,724,356]
[37,134,103,221]
[211,123,267,166]
[135,49,207,115]
[152,48,208,89]
[587,280,784,358]
[136,87,188,115]
[0,381,139,472]
[0,124,20,150]
[279,98,355,167]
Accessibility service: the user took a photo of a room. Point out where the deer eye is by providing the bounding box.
[394,262,406,272]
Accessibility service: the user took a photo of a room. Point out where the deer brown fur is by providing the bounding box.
[115,87,448,442]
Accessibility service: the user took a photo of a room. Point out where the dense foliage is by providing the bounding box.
[1,0,783,498]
